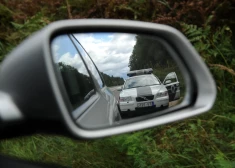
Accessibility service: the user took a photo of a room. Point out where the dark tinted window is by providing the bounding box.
[51,35,95,109]
[70,35,104,88]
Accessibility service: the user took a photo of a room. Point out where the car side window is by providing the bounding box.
[70,35,104,88]
[51,34,95,109]
[165,73,177,83]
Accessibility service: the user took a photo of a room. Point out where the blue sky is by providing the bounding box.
[92,33,113,42]
[51,34,89,76]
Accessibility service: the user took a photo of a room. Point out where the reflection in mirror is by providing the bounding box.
[51,33,186,129]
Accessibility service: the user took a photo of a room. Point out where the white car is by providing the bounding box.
[118,69,180,116]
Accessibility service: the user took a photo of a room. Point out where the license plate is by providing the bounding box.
[137,102,154,108]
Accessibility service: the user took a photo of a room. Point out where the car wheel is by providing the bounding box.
[120,111,126,118]
[117,104,121,112]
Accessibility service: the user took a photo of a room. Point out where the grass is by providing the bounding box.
[0,135,132,168]
[114,90,235,168]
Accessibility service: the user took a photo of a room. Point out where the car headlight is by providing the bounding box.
[156,91,168,97]
[119,96,132,102]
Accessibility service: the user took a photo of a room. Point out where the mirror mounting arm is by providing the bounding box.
[0,92,23,124]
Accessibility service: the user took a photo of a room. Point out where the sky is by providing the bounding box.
[74,33,137,79]
[51,34,90,77]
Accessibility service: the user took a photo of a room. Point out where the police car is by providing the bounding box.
[118,68,180,115]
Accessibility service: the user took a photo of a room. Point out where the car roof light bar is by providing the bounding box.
[127,68,153,77]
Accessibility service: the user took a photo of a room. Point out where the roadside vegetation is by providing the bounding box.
[0,0,235,167]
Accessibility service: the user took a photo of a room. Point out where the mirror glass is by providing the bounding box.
[51,32,186,129]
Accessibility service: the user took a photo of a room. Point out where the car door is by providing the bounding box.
[163,72,180,102]
[69,34,120,126]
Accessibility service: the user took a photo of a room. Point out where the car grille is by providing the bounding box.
[136,95,154,102]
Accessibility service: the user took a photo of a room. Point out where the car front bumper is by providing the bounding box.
[119,96,169,112]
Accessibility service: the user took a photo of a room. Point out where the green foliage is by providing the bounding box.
[0,4,13,28]
[129,35,175,70]
[0,4,14,61]
[0,41,14,62]
[0,12,50,61]
[0,4,13,45]
[113,95,235,167]
[0,135,131,168]
[181,23,235,94]
[112,130,155,168]
[58,62,77,72]
[0,41,5,62]
[100,72,124,87]
[181,23,235,66]
[8,12,49,43]
[70,0,96,14]
[215,152,235,168]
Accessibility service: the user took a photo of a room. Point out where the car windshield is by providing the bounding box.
[124,75,160,89]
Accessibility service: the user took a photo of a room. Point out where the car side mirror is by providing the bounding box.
[0,19,216,139]
[117,85,123,91]
[164,80,172,85]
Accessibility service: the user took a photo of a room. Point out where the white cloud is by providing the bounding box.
[58,52,89,76]
[74,33,136,79]
[51,44,60,61]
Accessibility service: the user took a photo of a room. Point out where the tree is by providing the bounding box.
[100,72,124,87]
[57,62,94,107]
[128,35,175,70]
